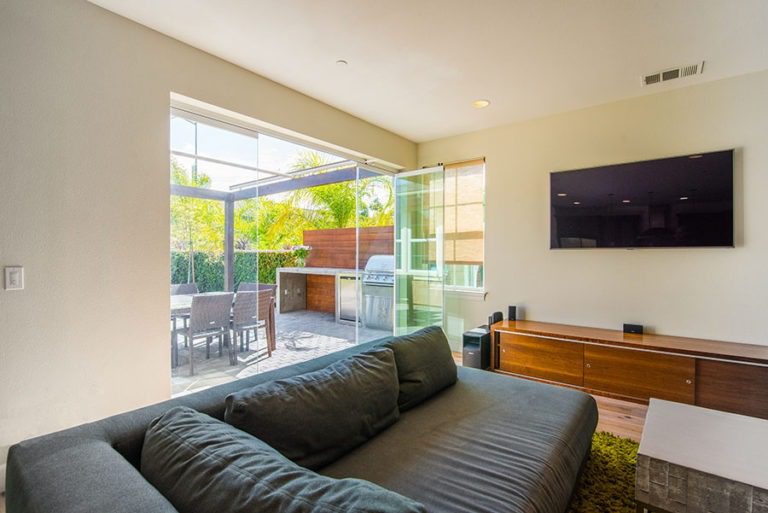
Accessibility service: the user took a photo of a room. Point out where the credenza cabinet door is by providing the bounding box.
[498,333,583,386]
[696,360,768,420]
[583,346,695,404]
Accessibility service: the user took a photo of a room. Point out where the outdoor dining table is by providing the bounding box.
[170,291,231,318]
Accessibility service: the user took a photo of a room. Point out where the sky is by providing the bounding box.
[170,115,345,192]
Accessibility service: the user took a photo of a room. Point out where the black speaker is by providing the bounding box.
[488,311,503,327]
[508,305,517,321]
[623,323,643,334]
[463,326,490,370]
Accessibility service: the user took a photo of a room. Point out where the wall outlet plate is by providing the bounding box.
[4,266,24,290]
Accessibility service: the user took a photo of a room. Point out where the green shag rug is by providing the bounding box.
[568,432,639,513]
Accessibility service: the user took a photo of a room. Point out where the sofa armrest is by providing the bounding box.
[6,437,176,513]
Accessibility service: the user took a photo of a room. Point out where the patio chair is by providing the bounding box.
[265,295,276,353]
[232,291,272,359]
[170,283,199,339]
[236,288,276,352]
[237,282,277,294]
[170,282,198,295]
[172,292,234,376]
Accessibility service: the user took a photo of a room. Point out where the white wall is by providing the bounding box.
[0,0,415,489]
[419,70,768,347]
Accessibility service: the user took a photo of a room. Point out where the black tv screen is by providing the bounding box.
[550,150,734,249]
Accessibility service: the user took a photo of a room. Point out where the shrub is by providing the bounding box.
[171,250,299,292]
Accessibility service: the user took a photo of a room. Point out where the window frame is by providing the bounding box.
[442,158,486,294]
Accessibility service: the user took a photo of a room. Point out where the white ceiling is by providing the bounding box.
[89,0,768,142]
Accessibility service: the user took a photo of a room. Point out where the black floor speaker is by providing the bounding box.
[463,326,490,370]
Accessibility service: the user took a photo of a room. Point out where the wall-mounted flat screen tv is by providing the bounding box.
[550,150,734,249]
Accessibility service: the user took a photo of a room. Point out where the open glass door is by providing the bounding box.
[356,165,396,343]
[394,166,445,335]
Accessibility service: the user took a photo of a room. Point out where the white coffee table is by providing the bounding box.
[636,399,768,513]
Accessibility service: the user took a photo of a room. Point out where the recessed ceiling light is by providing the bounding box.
[557,193,568,197]
[336,59,348,66]
[689,154,703,159]
[622,199,631,203]
[573,201,581,205]
[472,99,490,109]
[680,196,689,200]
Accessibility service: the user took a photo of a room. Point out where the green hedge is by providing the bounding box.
[171,251,299,292]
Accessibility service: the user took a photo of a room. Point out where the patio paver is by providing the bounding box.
[171,310,390,396]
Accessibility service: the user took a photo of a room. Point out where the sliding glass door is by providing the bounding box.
[394,167,445,335]
[170,106,450,394]
[356,166,396,343]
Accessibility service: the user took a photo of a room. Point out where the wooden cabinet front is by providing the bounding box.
[306,274,335,313]
[584,346,695,404]
[499,333,583,386]
[696,360,768,420]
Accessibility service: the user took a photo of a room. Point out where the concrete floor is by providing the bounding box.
[171,310,390,396]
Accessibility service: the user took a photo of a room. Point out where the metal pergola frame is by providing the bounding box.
[171,164,389,291]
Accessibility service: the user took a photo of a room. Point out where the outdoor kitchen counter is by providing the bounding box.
[277,267,357,276]
[276,267,360,317]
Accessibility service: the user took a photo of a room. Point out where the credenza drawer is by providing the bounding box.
[584,345,695,404]
[498,333,583,386]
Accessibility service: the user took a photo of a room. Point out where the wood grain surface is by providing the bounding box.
[584,345,695,404]
[498,332,584,386]
[306,274,335,313]
[304,226,393,269]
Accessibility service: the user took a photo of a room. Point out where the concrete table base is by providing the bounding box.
[636,450,768,513]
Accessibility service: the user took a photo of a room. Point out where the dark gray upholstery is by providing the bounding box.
[322,367,598,513]
[6,340,390,513]
[141,407,426,513]
[224,347,400,469]
[384,326,458,410]
[6,333,597,513]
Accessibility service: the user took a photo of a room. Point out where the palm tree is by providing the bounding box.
[288,150,393,229]
[241,150,395,250]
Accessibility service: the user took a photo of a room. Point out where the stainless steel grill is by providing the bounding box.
[362,255,394,330]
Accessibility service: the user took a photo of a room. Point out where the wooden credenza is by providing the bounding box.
[490,320,768,419]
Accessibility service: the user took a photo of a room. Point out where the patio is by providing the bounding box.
[171,310,391,396]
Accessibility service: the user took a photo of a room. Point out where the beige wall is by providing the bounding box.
[0,0,415,488]
[420,70,768,348]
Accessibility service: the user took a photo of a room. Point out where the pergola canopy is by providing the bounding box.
[171,164,385,291]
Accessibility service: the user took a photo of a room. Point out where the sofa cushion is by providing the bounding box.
[384,326,458,411]
[141,407,425,513]
[320,367,598,513]
[224,347,400,469]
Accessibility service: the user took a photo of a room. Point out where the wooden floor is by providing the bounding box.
[593,394,647,442]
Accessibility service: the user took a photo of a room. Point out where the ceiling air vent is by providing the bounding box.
[643,61,705,86]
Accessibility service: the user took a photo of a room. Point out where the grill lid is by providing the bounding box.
[364,255,394,273]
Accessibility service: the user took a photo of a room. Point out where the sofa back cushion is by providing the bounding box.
[141,407,425,513]
[224,347,400,469]
[384,326,458,411]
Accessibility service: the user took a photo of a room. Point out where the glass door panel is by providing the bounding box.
[356,166,396,342]
[394,166,445,335]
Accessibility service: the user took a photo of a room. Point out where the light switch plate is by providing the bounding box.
[4,266,24,290]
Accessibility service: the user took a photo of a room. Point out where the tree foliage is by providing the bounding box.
[170,150,394,261]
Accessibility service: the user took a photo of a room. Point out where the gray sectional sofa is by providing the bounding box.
[6,328,598,513]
